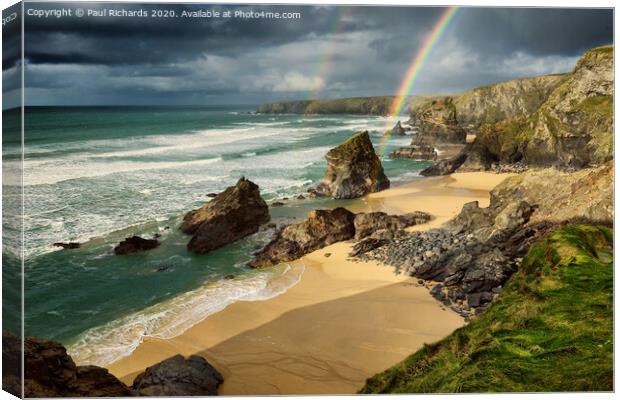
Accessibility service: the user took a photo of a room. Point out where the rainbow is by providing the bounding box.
[379,6,460,155]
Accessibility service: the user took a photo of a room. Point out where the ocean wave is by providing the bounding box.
[23,157,223,186]
[66,263,305,367]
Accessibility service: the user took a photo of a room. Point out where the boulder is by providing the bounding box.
[353,211,431,240]
[181,177,270,254]
[2,332,133,398]
[314,131,389,199]
[53,242,81,250]
[248,207,356,268]
[132,354,223,396]
[114,236,160,255]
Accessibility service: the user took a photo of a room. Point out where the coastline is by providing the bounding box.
[107,172,512,394]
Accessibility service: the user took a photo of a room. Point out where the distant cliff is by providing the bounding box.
[257,96,395,115]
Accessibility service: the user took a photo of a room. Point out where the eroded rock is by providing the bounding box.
[181,177,270,254]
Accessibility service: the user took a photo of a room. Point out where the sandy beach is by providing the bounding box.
[108,172,511,395]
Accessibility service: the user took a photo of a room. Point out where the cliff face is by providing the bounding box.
[522,46,613,166]
[464,46,613,169]
[407,75,565,128]
[257,96,394,115]
[454,74,566,127]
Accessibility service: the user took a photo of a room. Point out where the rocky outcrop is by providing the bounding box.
[314,131,390,199]
[248,207,356,268]
[385,121,406,136]
[356,162,612,317]
[132,355,223,396]
[249,208,431,268]
[411,97,466,146]
[391,145,437,160]
[522,46,613,167]
[257,96,394,115]
[453,74,566,127]
[463,46,613,170]
[2,332,226,397]
[406,75,565,129]
[353,211,431,240]
[489,161,613,224]
[2,332,133,398]
[181,177,270,254]
[419,145,470,176]
[114,236,160,255]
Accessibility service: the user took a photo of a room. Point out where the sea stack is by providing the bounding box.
[411,97,466,146]
[315,131,390,199]
[181,177,270,254]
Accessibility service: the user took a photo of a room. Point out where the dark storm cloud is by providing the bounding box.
[9,3,613,107]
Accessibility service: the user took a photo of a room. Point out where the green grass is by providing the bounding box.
[360,225,613,393]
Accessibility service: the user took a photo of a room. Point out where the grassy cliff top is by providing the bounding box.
[360,224,613,393]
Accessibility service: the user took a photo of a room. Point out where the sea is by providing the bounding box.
[1,105,431,366]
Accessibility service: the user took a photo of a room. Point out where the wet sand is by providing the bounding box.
[107,172,511,394]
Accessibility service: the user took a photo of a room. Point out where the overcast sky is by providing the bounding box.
[2,3,613,108]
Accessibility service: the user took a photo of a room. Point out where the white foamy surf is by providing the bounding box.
[67,263,305,367]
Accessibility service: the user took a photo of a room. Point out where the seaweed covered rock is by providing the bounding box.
[132,354,223,396]
[315,131,390,199]
[181,177,270,254]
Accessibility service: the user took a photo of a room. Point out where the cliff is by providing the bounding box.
[453,74,566,127]
[360,224,613,393]
[468,46,613,168]
[257,96,395,115]
[407,74,565,128]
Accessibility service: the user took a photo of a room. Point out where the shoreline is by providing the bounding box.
[107,172,512,395]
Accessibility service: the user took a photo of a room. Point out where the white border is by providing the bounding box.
[0,2,617,400]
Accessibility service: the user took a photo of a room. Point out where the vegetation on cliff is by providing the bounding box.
[360,224,613,393]
[471,46,613,168]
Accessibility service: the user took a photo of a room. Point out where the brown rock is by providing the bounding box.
[181,177,270,254]
[132,354,223,396]
[114,236,160,255]
[248,207,356,268]
[2,332,133,398]
[53,242,81,250]
[411,97,466,146]
[314,131,389,199]
[391,145,437,160]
